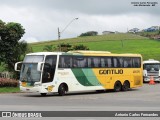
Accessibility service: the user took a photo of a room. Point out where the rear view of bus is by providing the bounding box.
[143,59,160,82]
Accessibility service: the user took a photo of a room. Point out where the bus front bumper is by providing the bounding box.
[20,86,42,93]
[20,85,56,93]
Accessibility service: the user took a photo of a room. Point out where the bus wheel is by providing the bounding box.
[114,81,122,92]
[41,93,47,96]
[58,84,66,96]
[122,81,130,91]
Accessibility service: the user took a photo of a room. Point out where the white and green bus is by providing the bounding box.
[15,51,143,96]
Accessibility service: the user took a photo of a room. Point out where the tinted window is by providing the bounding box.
[73,56,87,68]
[123,57,132,68]
[88,57,100,68]
[100,58,106,67]
[58,55,141,68]
[133,57,141,68]
[59,56,72,68]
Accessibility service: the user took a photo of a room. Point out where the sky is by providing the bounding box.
[0,0,159,43]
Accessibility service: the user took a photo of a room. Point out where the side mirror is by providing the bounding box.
[37,62,44,72]
[15,62,22,71]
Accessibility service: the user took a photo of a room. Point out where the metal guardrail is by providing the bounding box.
[0,72,13,78]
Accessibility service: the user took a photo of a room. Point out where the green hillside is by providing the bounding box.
[31,33,160,60]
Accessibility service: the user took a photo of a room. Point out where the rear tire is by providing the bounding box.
[122,81,130,91]
[114,81,122,92]
[58,84,66,96]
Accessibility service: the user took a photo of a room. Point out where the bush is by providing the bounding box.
[57,43,72,52]
[0,78,19,87]
[72,44,89,50]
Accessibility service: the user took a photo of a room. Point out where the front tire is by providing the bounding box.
[58,84,66,96]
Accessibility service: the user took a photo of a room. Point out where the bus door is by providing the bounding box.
[42,55,57,83]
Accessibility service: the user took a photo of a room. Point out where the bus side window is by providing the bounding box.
[113,57,123,68]
[88,57,100,68]
[73,56,87,68]
[64,56,72,68]
[123,57,132,68]
[133,58,141,68]
[58,56,72,68]
[100,57,106,67]
[113,58,118,68]
[73,58,78,68]
[118,57,123,68]
[106,57,112,68]
[88,57,94,68]
[123,58,128,68]
[93,57,100,68]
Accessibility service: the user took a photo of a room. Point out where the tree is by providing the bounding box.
[8,40,32,78]
[0,19,25,77]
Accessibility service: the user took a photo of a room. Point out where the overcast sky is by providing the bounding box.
[0,0,159,43]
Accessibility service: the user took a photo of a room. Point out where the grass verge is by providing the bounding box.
[0,87,20,93]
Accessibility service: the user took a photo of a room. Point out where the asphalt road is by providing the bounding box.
[0,83,160,120]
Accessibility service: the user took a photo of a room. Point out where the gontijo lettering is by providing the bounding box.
[99,69,123,74]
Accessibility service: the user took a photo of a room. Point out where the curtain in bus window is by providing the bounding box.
[73,56,87,68]
[88,57,92,68]
[100,58,106,67]
[59,56,72,68]
[118,57,124,68]
[123,57,132,68]
[94,57,100,67]
[88,57,100,68]
[106,57,112,67]
[65,56,72,68]
[113,57,124,68]
[113,58,118,68]
[133,58,141,68]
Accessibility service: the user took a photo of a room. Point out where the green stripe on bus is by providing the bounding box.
[82,69,101,86]
[71,68,93,86]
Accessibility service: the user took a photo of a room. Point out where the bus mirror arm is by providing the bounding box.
[37,62,44,72]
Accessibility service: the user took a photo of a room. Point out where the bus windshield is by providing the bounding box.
[20,63,41,82]
[20,55,44,83]
[144,63,160,71]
